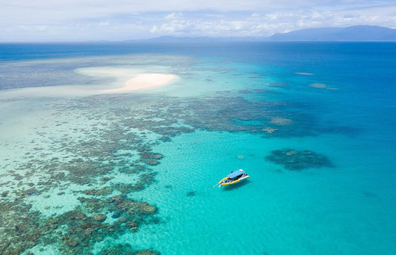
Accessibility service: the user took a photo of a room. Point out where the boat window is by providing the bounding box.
[232,174,243,180]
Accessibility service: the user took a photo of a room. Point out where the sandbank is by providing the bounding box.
[309,83,339,90]
[101,73,179,93]
[270,117,293,125]
[310,83,327,88]
[295,72,314,76]
[0,67,180,99]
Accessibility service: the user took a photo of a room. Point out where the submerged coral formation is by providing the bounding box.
[99,244,160,255]
[186,191,196,197]
[0,87,348,254]
[265,149,334,170]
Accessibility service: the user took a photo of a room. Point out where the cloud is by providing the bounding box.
[164,12,183,19]
[150,6,396,37]
[3,1,395,23]
[1,0,396,41]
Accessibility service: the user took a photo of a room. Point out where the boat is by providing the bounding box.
[217,169,249,188]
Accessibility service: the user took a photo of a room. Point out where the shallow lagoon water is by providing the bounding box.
[0,42,395,255]
[129,131,395,255]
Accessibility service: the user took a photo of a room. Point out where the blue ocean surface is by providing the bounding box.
[0,42,395,255]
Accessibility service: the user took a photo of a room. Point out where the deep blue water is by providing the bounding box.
[1,42,396,95]
[3,41,390,135]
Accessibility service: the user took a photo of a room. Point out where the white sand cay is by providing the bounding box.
[101,73,179,93]
[295,72,314,76]
[310,83,339,90]
[75,66,180,93]
[310,83,327,88]
[0,67,180,99]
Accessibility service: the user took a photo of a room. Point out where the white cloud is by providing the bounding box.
[99,21,110,27]
[1,0,396,41]
[150,25,159,33]
[151,7,396,37]
[164,12,183,19]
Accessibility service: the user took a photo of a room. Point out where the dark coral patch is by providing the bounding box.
[186,191,196,197]
[100,244,160,255]
[265,149,333,170]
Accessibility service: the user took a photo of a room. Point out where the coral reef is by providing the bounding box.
[92,214,107,222]
[186,191,196,197]
[100,244,160,255]
[265,149,334,170]
[0,88,349,254]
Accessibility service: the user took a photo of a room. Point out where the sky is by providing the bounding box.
[1,0,396,42]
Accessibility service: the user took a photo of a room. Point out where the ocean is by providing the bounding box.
[0,42,395,255]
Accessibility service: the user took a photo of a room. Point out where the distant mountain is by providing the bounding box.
[126,26,396,42]
[269,25,396,41]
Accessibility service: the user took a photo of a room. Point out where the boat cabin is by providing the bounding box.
[226,170,246,181]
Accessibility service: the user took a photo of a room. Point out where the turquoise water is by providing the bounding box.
[131,132,395,255]
[0,42,395,255]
